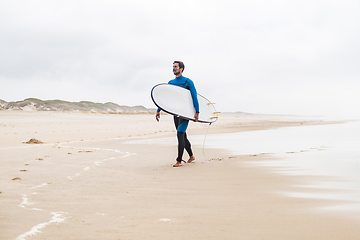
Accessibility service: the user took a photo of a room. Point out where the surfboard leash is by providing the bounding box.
[202,122,212,160]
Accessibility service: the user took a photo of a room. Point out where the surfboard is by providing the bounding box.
[151,83,219,123]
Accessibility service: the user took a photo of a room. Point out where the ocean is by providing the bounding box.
[197,121,360,214]
[127,120,360,214]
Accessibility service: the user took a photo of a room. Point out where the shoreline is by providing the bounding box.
[1,112,359,239]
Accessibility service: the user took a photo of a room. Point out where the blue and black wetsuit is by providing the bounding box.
[157,75,199,163]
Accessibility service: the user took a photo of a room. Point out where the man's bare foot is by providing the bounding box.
[173,162,182,167]
[187,156,195,163]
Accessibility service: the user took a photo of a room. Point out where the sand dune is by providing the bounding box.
[0,98,155,113]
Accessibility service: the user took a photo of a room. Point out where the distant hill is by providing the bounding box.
[0,98,156,113]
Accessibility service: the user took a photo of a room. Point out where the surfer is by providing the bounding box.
[155,61,199,167]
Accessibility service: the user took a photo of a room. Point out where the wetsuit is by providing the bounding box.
[157,75,199,162]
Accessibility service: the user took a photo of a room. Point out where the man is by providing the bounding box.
[156,61,199,167]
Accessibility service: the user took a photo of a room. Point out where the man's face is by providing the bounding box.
[173,63,182,76]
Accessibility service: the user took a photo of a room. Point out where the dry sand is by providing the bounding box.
[0,111,359,240]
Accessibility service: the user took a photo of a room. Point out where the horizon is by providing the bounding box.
[2,97,356,120]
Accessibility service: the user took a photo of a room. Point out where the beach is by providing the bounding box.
[1,111,359,240]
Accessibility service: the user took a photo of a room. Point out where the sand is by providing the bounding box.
[0,111,359,240]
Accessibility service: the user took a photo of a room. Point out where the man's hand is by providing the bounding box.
[156,111,161,122]
[194,112,199,122]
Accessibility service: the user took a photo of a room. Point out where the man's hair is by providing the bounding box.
[173,61,185,72]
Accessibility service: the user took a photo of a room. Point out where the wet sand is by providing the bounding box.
[1,111,359,240]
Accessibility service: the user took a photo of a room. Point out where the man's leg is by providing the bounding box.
[176,131,186,164]
[184,132,195,163]
[173,117,192,167]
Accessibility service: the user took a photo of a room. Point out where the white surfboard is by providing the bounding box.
[151,83,219,123]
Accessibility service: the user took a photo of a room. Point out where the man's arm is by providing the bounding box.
[194,112,199,122]
[155,110,160,122]
[188,79,200,121]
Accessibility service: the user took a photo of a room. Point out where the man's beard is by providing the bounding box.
[173,70,180,75]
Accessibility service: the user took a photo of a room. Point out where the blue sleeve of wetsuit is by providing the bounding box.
[188,80,200,113]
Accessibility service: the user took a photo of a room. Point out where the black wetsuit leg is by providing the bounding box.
[174,116,193,162]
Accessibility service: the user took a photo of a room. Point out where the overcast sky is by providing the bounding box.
[1,0,359,118]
